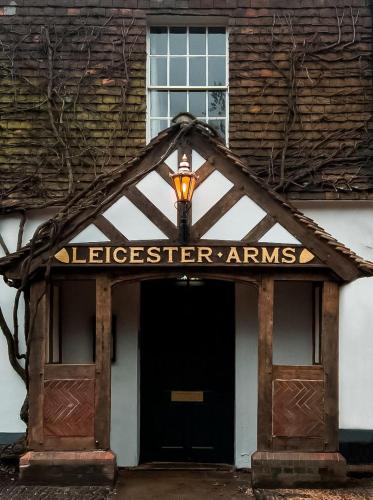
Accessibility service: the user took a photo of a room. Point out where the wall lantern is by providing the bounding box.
[170,153,198,244]
[170,154,197,202]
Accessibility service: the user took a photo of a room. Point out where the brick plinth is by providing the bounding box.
[19,450,117,486]
[251,451,347,488]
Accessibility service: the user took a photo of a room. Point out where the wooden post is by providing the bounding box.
[322,281,339,451]
[95,275,112,449]
[177,201,190,244]
[257,277,274,451]
[28,281,49,450]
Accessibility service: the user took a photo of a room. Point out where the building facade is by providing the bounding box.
[0,0,373,488]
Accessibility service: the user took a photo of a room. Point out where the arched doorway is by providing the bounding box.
[110,273,259,468]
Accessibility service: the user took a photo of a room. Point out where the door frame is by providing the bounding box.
[138,277,236,464]
[28,268,339,459]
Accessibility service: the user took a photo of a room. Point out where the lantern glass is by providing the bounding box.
[171,171,197,202]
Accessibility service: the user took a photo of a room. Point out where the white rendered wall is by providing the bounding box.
[235,283,258,468]
[1,202,373,450]
[111,282,140,467]
[0,208,56,434]
[298,201,373,432]
[0,279,26,433]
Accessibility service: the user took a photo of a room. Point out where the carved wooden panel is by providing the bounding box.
[44,379,95,437]
[272,379,325,438]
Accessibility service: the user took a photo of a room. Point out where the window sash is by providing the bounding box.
[147,26,229,143]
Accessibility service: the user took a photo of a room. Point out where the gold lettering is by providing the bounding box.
[113,247,127,263]
[180,246,195,263]
[72,247,87,264]
[89,247,103,264]
[163,246,178,263]
[226,247,241,263]
[105,246,111,264]
[130,247,144,264]
[197,246,213,263]
[262,247,279,264]
[147,247,161,263]
[243,247,259,263]
[282,247,296,264]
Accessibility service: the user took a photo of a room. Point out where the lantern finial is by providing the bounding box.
[180,153,189,169]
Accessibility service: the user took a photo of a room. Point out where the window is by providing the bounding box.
[147,26,228,141]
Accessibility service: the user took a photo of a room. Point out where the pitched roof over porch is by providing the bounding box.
[1,117,372,282]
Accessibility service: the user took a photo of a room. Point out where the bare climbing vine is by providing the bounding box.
[0,17,137,211]
[0,5,372,432]
[0,16,138,426]
[248,7,372,193]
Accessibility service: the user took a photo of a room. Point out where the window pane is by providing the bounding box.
[189,91,206,117]
[150,27,168,55]
[150,90,168,117]
[208,90,226,117]
[273,282,314,366]
[169,57,187,86]
[208,27,226,55]
[170,27,187,55]
[150,57,167,86]
[189,57,206,86]
[58,281,96,364]
[189,27,206,55]
[208,119,226,138]
[151,119,168,139]
[208,56,226,86]
[170,91,187,117]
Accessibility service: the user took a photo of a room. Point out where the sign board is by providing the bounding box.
[53,245,320,267]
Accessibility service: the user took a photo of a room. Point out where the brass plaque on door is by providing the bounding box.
[171,391,204,402]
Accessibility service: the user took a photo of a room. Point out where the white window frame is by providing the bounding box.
[146,25,229,145]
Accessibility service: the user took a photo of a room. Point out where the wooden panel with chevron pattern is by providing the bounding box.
[272,378,325,438]
[44,379,95,437]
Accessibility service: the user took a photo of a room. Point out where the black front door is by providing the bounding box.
[140,279,234,464]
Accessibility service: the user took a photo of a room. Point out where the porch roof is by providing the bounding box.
[1,118,372,282]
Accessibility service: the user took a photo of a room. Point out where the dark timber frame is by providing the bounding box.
[23,267,345,486]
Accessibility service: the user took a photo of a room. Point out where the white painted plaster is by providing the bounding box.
[164,150,178,171]
[296,201,373,431]
[22,208,58,246]
[296,201,373,262]
[1,208,60,257]
[259,223,301,245]
[192,170,233,224]
[273,281,313,365]
[111,282,140,467]
[0,279,26,433]
[191,149,206,171]
[235,283,258,468]
[0,214,21,256]
[339,278,373,430]
[103,195,167,240]
[1,201,373,450]
[202,196,266,240]
[69,224,110,244]
[136,171,177,224]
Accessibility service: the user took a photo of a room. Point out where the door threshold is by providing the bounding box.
[134,462,234,471]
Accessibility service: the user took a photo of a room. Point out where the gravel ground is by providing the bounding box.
[0,462,111,500]
[254,477,373,499]
[1,462,373,500]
